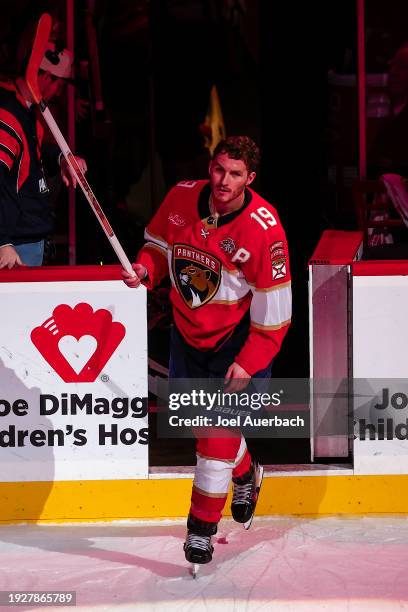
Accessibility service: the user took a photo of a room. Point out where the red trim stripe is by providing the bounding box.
[0,264,124,283]
[353,261,408,276]
[0,151,12,169]
[0,129,18,158]
[191,489,227,511]
[0,109,30,190]
[0,111,23,145]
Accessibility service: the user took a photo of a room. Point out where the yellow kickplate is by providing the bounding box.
[1,474,408,523]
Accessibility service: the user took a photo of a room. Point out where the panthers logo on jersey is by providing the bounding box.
[172,244,221,309]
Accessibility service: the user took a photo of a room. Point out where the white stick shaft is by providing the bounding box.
[41,105,134,275]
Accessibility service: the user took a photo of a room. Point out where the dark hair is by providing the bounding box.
[212,136,260,173]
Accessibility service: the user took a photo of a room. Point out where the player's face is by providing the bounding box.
[209,153,255,207]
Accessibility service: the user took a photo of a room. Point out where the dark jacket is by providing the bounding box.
[0,82,56,247]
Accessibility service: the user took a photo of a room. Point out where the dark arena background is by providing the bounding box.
[1,1,408,607]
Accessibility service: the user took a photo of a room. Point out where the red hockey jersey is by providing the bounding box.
[137,180,291,375]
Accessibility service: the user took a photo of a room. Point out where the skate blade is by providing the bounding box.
[244,465,264,530]
[191,563,200,578]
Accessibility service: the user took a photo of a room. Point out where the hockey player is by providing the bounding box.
[122,136,291,567]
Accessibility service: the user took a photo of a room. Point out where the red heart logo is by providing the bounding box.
[31,303,126,382]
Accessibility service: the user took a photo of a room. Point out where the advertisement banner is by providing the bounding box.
[353,274,408,474]
[0,279,148,482]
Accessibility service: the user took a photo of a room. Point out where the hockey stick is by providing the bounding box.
[25,13,135,275]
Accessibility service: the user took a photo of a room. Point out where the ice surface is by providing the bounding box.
[0,516,408,611]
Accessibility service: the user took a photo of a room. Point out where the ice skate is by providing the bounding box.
[184,531,213,577]
[231,462,264,529]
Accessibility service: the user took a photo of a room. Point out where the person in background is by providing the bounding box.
[0,41,87,269]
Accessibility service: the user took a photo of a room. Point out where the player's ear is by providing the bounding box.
[246,171,256,186]
[208,160,213,175]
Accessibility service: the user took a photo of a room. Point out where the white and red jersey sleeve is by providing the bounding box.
[234,202,292,375]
